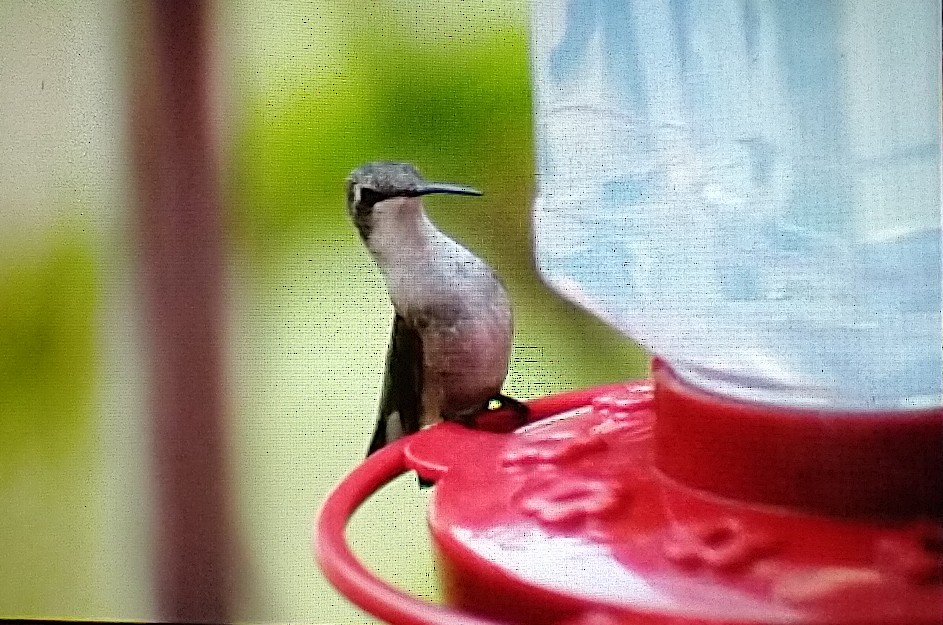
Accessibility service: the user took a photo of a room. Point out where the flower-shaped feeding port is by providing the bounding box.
[502,424,608,469]
[515,476,627,530]
[590,385,654,418]
[501,386,655,472]
[663,517,782,573]
[589,405,653,441]
[875,522,943,586]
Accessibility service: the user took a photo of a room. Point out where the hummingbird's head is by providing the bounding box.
[346,161,482,241]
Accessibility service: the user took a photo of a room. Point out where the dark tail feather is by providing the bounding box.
[367,315,422,457]
[366,416,389,456]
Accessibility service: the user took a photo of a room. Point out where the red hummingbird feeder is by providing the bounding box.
[316,1,943,623]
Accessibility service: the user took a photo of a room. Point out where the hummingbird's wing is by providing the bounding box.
[366,313,423,456]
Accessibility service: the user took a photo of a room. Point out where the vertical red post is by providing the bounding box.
[129,2,236,621]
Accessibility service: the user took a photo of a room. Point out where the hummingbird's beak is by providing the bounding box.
[413,183,483,197]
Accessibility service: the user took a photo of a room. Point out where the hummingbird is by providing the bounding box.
[346,161,527,457]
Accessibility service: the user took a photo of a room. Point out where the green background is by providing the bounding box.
[0,1,646,622]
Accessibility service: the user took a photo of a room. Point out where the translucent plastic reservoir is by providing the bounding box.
[530,0,942,409]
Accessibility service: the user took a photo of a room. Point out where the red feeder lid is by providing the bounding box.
[316,360,943,625]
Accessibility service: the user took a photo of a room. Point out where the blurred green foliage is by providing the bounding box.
[0,231,97,472]
[231,20,532,254]
[0,230,102,616]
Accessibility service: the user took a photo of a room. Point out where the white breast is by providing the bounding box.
[366,199,514,416]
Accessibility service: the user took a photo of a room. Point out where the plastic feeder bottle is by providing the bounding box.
[317,2,942,623]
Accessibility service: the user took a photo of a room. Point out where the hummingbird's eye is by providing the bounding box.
[357,187,387,210]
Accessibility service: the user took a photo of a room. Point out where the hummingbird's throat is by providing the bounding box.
[368,204,436,267]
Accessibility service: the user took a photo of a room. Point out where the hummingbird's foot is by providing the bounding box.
[489,394,530,426]
[450,395,530,434]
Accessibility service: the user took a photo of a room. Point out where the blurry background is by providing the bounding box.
[0,1,646,623]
